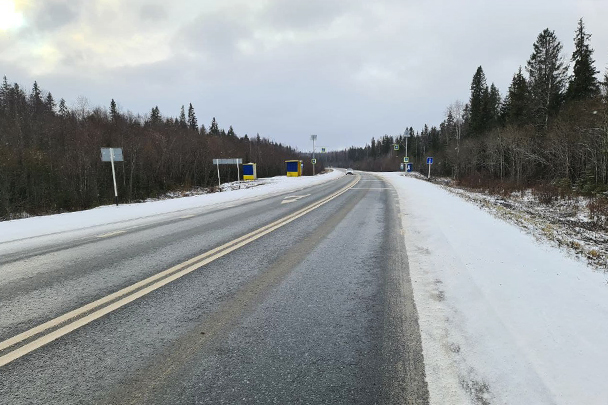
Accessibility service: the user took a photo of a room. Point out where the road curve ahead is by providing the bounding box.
[0,172,429,404]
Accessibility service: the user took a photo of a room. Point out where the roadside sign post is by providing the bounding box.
[426,157,434,179]
[212,158,243,188]
[403,157,409,163]
[311,135,317,175]
[101,147,124,206]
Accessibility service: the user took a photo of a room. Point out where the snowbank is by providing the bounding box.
[0,170,342,244]
[378,172,608,405]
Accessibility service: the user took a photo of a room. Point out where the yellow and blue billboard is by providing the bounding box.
[286,160,303,177]
[243,163,257,180]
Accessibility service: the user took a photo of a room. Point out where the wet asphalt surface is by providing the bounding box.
[0,173,429,404]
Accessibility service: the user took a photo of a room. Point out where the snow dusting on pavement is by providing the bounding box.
[0,170,342,244]
[379,172,608,405]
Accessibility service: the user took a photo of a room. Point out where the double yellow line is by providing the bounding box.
[0,175,359,367]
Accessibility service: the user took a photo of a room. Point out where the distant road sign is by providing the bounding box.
[426,157,434,164]
[407,163,413,172]
[403,157,409,163]
[101,147,123,162]
[311,158,317,164]
[321,147,326,153]
[213,158,242,165]
[393,144,399,150]
[400,163,404,171]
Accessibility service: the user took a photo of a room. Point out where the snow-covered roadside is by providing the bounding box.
[378,172,608,405]
[0,170,342,244]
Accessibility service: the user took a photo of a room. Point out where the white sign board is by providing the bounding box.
[213,158,242,165]
[101,147,123,162]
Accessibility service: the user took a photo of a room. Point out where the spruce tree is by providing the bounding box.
[45,93,56,114]
[30,81,44,115]
[469,66,488,135]
[187,103,197,130]
[0,76,9,114]
[567,18,599,101]
[526,28,568,130]
[502,68,529,126]
[58,98,68,117]
[210,117,219,135]
[179,105,187,128]
[486,83,501,129]
[227,125,236,137]
[110,99,118,122]
[149,106,161,126]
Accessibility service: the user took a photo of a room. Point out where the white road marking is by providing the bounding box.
[180,215,195,219]
[281,194,311,204]
[96,230,126,238]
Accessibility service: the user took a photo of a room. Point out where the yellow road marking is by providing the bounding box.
[0,175,360,367]
[96,230,126,238]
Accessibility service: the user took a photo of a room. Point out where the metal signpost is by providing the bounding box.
[101,147,123,206]
[426,157,434,179]
[310,135,317,175]
[212,158,242,187]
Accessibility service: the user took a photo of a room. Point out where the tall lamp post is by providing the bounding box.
[311,134,317,175]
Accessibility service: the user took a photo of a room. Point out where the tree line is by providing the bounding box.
[0,84,319,219]
[330,19,608,193]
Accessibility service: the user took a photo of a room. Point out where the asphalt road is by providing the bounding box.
[0,172,429,404]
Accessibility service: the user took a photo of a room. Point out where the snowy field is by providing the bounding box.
[379,172,608,405]
[0,170,342,244]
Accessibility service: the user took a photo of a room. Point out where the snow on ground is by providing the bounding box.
[379,172,608,405]
[443,185,608,271]
[0,170,342,244]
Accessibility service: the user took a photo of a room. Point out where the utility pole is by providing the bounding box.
[311,134,317,175]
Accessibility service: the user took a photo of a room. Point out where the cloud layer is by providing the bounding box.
[2,0,607,150]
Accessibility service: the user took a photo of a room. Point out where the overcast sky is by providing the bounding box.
[1,0,607,151]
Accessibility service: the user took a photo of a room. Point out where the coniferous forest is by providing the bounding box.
[0,84,321,219]
[2,19,607,219]
[330,20,608,194]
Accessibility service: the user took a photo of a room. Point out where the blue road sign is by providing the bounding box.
[426,157,434,164]
[407,163,413,172]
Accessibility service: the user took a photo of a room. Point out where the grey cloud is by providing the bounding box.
[30,0,82,32]
[174,9,252,61]
[261,0,358,31]
[140,3,169,22]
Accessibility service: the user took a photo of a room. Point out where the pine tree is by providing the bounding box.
[567,18,599,101]
[187,103,197,130]
[110,99,118,122]
[227,125,236,138]
[210,117,219,135]
[199,124,207,136]
[469,66,488,135]
[526,28,568,130]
